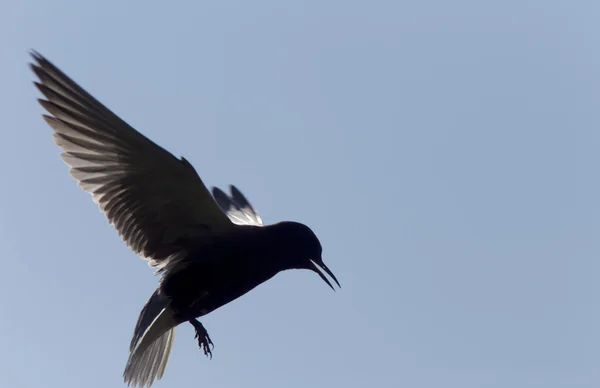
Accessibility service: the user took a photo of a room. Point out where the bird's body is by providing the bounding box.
[29,51,339,388]
[160,223,310,321]
[125,221,321,386]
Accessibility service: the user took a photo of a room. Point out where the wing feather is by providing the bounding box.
[31,52,233,264]
[212,185,263,226]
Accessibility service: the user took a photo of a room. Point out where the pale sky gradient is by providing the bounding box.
[1,1,599,387]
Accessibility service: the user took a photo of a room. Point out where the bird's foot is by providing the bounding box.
[189,319,214,359]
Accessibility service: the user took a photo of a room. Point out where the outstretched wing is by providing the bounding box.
[212,185,263,226]
[30,52,233,264]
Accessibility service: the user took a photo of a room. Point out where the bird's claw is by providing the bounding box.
[190,319,214,359]
[195,330,214,359]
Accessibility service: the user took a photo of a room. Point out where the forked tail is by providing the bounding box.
[124,289,177,387]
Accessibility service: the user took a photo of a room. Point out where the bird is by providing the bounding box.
[29,51,340,388]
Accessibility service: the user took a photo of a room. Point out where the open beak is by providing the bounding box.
[310,259,341,291]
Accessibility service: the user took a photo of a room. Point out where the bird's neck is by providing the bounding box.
[250,224,306,270]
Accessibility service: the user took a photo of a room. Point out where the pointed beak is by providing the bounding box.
[310,259,341,291]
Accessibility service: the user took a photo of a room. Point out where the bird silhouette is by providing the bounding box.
[29,52,340,388]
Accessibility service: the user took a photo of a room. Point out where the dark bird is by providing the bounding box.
[29,52,340,387]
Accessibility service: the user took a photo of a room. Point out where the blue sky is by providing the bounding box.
[1,1,599,387]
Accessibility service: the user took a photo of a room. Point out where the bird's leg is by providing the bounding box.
[189,319,214,359]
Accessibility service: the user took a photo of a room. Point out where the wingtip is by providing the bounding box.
[29,62,41,78]
[29,58,47,85]
[212,186,226,197]
[29,49,44,64]
[229,184,243,198]
[33,81,44,94]
[28,51,62,80]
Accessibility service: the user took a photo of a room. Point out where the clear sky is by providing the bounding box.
[1,1,598,387]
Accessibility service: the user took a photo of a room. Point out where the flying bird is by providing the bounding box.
[29,52,340,388]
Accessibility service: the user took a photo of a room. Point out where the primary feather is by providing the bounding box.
[30,51,233,266]
[212,185,263,226]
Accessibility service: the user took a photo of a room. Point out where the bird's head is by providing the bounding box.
[273,221,341,291]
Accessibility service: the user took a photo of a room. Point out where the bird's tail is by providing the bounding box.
[123,289,177,388]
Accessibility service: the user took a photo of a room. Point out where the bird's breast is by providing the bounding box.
[160,244,281,321]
